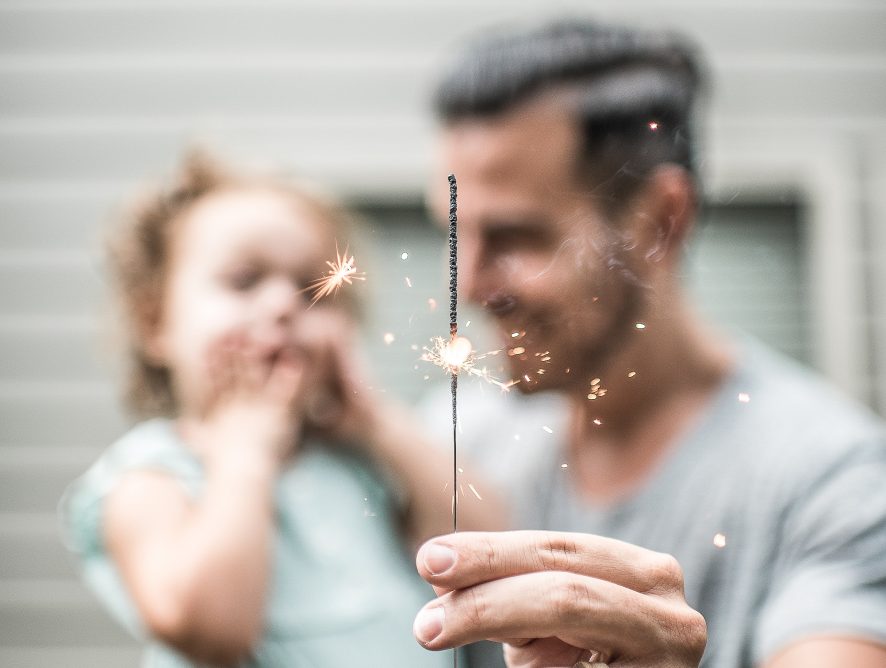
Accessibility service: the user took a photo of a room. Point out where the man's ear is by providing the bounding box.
[626,164,697,265]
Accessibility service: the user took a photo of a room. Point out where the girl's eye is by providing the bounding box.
[226,267,262,291]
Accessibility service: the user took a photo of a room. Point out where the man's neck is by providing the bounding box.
[565,300,735,503]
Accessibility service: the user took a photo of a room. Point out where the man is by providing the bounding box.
[411,19,886,668]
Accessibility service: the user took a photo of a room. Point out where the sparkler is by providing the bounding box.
[307,242,365,305]
[421,336,516,391]
[448,174,459,547]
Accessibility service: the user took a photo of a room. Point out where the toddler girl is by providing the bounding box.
[60,152,495,667]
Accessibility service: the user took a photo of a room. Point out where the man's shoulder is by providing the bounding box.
[722,339,886,483]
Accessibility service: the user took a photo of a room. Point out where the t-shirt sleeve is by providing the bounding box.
[58,420,201,563]
[753,438,886,662]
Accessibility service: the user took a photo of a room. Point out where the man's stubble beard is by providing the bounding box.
[509,274,646,396]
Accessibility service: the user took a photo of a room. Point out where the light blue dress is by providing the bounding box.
[59,419,450,667]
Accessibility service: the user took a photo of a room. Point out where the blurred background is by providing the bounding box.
[1,0,885,665]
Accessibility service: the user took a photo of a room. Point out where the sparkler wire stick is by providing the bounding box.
[448,173,458,668]
[448,174,458,536]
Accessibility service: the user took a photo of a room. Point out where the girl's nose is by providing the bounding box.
[263,278,301,322]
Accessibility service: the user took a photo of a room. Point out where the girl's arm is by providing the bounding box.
[298,310,508,548]
[361,401,509,548]
[105,340,303,665]
[104,444,277,666]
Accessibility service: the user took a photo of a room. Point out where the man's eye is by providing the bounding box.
[487,227,542,249]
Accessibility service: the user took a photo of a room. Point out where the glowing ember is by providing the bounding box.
[383,332,395,345]
[593,419,602,425]
[635,322,646,330]
[648,121,659,130]
[421,335,515,391]
[508,347,526,356]
[713,533,727,548]
[308,243,365,305]
[738,393,750,403]
[628,371,637,378]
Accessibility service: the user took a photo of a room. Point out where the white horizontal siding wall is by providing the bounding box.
[1,1,885,665]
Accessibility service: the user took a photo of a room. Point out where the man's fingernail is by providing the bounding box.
[413,606,445,644]
[423,543,456,575]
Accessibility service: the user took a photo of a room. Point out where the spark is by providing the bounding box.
[508,347,526,356]
[401,252,409,260]
[593,419,602,425]
[308,243,365,305]
[648,121,659,130]
[560,463,569,469]
[542,425,553,434]
[383,332,395,345]
[713,533,727,548]
[738,392,750,403]
[421,335,516,391]
[588,376,607,400]
[405,276,412,288]
[628,371,637,378]
[428,298,437,311]
[635,322,646,330]
[467,483,483,500]
[511,330,525,339]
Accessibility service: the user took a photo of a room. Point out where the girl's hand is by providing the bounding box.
[295,309,382,445]
[186,333,305,467]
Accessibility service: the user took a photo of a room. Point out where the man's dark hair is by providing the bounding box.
[434,19,705,210]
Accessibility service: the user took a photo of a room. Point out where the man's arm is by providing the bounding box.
[764,637,886,668]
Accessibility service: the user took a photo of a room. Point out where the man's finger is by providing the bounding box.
[416,530,684,597]
[412,570,672,655]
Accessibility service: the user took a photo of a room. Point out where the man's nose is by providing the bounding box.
[458,243,487,306]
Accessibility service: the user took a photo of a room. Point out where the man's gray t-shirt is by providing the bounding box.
[423,340,886,667]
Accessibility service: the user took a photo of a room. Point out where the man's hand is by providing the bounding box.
[413,531,706,668]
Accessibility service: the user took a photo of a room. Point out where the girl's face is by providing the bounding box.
[148,187,331,417]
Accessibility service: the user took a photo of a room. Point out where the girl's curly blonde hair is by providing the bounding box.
[107,150,359,419]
